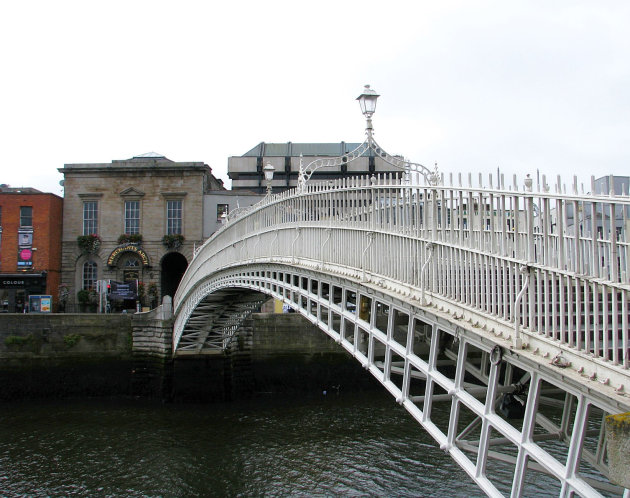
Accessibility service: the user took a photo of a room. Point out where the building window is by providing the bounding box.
[83,201,98,235]
[124,201,140,234]
[217,204,229,222]
[167,200,182,235]
[82,261,97,290]
[20,206,33,227]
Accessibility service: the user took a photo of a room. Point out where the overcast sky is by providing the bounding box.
[1,1,628,196]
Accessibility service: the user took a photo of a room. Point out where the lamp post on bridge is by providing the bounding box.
[356,84,379,133]
[296,85,440,192]
[264,163,275,196]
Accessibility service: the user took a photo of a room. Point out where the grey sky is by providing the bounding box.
[1,1,628,195]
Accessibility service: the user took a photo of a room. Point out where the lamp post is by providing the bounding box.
[356,84,380,134]
[264,163,275,196]
[296,85,438,193]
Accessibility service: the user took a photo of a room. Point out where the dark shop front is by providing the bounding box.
[0,273,47,313]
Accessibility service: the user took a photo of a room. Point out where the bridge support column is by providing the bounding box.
[606,412,630,489]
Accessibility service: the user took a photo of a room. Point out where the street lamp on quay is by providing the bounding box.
[296,85,440,193]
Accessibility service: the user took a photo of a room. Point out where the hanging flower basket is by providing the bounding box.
[162,234,184,249]
[117,233,143,245]
[77,234,101,254]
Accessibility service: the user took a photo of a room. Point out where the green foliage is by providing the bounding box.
[77,289,97,305]
[63,334,81,348]
[162,234,184,249]
[77,234,101,254]
[77,289,91,304]
[117,233,143,245]
[5,335,32,346]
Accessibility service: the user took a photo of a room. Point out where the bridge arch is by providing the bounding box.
[175,262,627,496]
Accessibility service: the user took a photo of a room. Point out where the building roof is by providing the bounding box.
[0,186,43,194]
[132,152,166,159]
[240,142,376,158]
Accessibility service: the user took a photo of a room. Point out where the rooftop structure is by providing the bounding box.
[228,141,405,194]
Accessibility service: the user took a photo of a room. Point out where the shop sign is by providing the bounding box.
[109,280,138,301]
[1,279,25,287]
[107,245,150,266]
[0,274,46,290]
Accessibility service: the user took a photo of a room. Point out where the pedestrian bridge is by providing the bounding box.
[173,173,629,497]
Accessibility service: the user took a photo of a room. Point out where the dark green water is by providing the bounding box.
[0,391,485,497]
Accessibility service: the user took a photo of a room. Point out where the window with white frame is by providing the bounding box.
[20,206,33,227]
[124,200,140,234]
[82,261,97,290]
[83,201,98,235]
[166,200,182,235]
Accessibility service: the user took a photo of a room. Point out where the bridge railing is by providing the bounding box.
[177,173,629,368]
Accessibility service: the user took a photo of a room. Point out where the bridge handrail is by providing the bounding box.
[177,172,629,369]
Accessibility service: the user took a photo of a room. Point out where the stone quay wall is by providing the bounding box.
[0,311,372,401]
[0,313,134,399]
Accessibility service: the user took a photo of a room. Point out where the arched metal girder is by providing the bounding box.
[174,263,628,497]
[176,288,267,355]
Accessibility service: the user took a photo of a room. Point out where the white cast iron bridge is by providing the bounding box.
[173,172,629,497]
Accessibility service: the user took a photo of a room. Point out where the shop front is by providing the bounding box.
[0,273,47,313]
[106,245,151,312]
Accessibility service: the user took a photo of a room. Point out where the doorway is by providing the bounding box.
[161,252,188,300]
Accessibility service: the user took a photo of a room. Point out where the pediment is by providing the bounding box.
[119,187,145,198]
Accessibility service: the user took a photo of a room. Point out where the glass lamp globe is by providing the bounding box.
[356,84,380,117]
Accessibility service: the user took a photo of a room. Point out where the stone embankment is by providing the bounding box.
[0,305,372,400]
[0,312,134,399]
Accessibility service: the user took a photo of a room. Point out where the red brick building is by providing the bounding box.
[0,186,63,312]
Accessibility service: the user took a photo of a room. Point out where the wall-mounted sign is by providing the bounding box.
[0,274,46,290]
[18,248,33,268]
[19,232,33,246]
[107,245,150,267]
[108,280,138,301]
[1,279,25,287]
[17,229,33,268]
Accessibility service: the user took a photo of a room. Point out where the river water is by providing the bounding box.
[0,391,491,497]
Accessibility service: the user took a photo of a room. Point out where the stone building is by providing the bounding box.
[228,142,405,194]
[0,186,63,312]
[58,153,224,311]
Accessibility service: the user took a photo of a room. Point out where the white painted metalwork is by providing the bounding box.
[172,172,629,497]
[295,85,440,193]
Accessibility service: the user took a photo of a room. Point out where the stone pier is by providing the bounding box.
[605,412,630,488]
